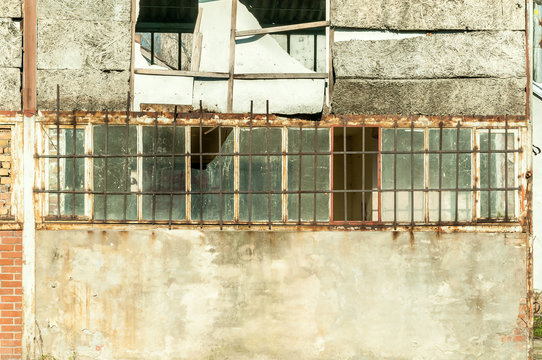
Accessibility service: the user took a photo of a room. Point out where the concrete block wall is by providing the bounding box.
[36,0,132,111]
[0,0,22,111]
[330,0,527,116]
[0,231,22,360]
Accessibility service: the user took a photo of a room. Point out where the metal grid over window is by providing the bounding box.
[35,103,527,229]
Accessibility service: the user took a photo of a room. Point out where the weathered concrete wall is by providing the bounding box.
[331,0,525,30]
[330,0,527,116]
[36,230,528,359]
[0,2,21,111]
[333,78,527,116]
[333,32,526,80]
[36,0,132,111]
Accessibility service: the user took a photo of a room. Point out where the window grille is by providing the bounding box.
[36,102,525,228]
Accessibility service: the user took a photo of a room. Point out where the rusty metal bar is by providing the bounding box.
[168,107,177,228]
[343,118,348,225]
[393,120,397,230]
[248,101,254,227]
[152,113,158,224]
[488,128,492,219]
[455,121,461,224]
[266,100,272,229]
[37,148,521,159]
[123,93,130,222]
[56,85,61,219]
[505,116,509,220]
[362,117,366,225]
[199,100,203,227]
[313,120,318,224]
[298,123,303,225]
[72,111,76,218]
[103,110,109,222]
[411,119,415,227]
[219,122,223,230]
[439,122,443,225]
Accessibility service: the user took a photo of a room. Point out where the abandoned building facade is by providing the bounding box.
[0,0,534,359]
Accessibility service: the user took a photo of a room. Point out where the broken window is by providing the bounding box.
[38,117,523,226]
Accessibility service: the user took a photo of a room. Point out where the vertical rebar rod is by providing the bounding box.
[122,93,130,222]
[103,110,109,222]
[178,32,182,70]
[218,123,223,230]
[248,101,253,226]
[362,117,366,225]
[393,120,397,230]
[411,119,415,227]
[168,106,177,229]
[438,122,443,225]
[199,100,203,227]
[152,113,158,224]
[313,120,318,224]
[455,121,460,223]
[504,116,509,220]
[72,111,76,218]
[487,128,492,219]
[266,100,272,229]
[343,118,348,225]
[56,85,61,219]
[298,123,303,224]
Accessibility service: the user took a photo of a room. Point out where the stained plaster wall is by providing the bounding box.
[36,0,132,111]
[330,0,528,116]
[0,0,22,111]
[36,230,528,360]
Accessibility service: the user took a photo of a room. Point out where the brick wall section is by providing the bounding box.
[0,231,22,360]
[0,129,11,218]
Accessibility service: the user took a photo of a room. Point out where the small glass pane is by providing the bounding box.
[381,129,424,223]
[479,131,516,219]
[428,128,473,222]
[191,127,235,222]
[48,128,85,217]
[142,126,186,221]
[239,128,282,222]
[288,128,330,222]
[93,125,138,221]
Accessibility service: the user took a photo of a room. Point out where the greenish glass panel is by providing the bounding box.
[142,126,186,220]
[287,128,330,222]
[239,128,282,222]
[94,125,137,221]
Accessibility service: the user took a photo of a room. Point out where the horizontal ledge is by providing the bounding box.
[135,68,328,79]
[236,20,330,37]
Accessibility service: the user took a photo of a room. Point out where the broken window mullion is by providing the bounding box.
[411,119,416,227]
[122,94,130,222]
[455,121,461,224]
[423,127,429,223]
[298,122,303,225]
[137,125,143,222]
[438,122,443,226]
[248,101,254,227]
[185,125,191,223]
[313,120,319,224]
[168,107,177,228]
[218,123,223,230]
[504,116,509,220]
[266,100,272,229]
[282,126,287,223]
[86,123,93,221]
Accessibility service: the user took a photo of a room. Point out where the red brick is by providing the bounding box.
[514,335,526,343]
[0,231,12,237]
[0,274,12,280]
[12,260,21,266]
[12,318,20,325]
[1,311,20,318]
[13,245,21,252]
[2,267,21,274]
[13,332,20,340]
[0,318,13,325]
[0,348,13,355]
[13,289,21,295]
[12,348,21,354]
[1,340,20,347]
[2,281,21,288]
[0,260,13,266]
[0,238,20,245]
[1,325,21,332]
[0,245,12,251]
[0,304,13,310]
[1,296,21,303]
[0,253,21,259]
[0,288,14,295]
[12,274,20,281]
[0,333,13,339]
[12,303,20,310]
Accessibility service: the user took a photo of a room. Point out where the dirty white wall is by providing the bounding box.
[0,0,22,110]
[532,94,542,290]
[36,230,528,360]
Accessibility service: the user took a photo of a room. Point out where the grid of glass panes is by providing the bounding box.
[41,123,521,225]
